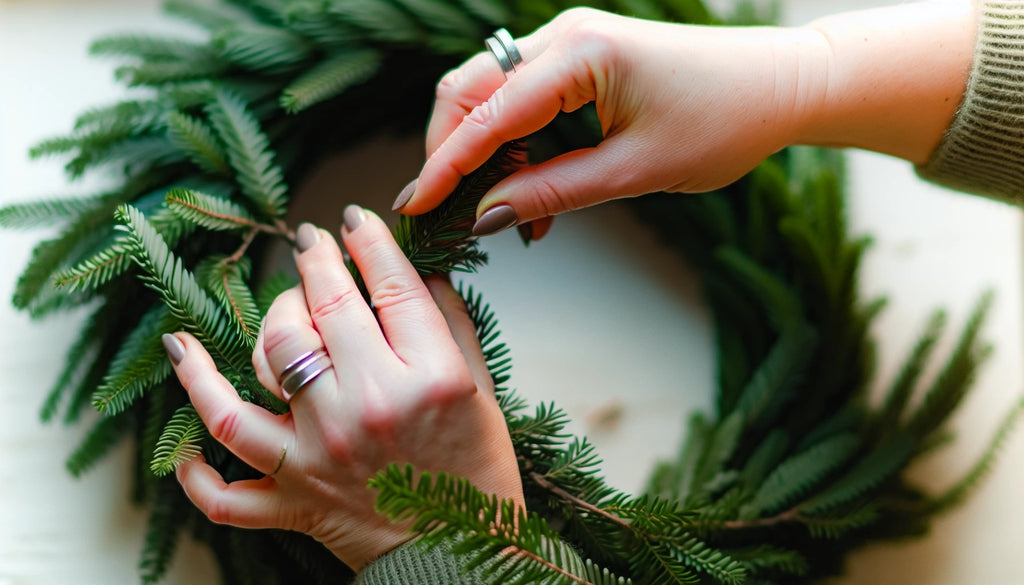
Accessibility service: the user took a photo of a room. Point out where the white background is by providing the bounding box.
[1,1,1022,584]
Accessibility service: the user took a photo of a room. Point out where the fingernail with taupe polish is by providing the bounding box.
[295,222,320,253]
[392,179,417,211]
[472,205,518,237]
[162,333,185,366]
[343,204,366,232]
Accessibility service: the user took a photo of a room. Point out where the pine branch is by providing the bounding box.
[0,193,115,230]
[906,292,995,439]
[326,0,422,44]
[140,477,188,584]
[875,310,947,434]
[91,34,213,62]
[164,0,251,30]
[166,112,232,175]
[395,140,527,275]
[55,205,195,293]
[165,188,261,232]
[280,49,381,113]
[205,89,289,219]
[151,404,208,476]
[927,396,1024,512]
[92,305,177,415]
[460,283,513,391]
[742,433,859,517]
[214,25,313,72]
[197,256,262,342]
[66,412,135,477]
[255,271,299,312]
[370,463,628,585]
[114,204,279,410]
[799,435,914,515]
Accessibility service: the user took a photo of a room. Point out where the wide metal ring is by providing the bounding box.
[492,28,522,69]
[485,36,516,78]
[280,348,333,401]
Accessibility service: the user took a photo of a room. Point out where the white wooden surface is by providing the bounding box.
[1,1,1022,584]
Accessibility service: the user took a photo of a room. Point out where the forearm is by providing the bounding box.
[796,0,977,164]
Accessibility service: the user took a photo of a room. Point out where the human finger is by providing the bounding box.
[472,135,663,234]
[292,222,392,368]
[401,48,599,216]
[425,51,513,158]
[424,276,492,395]
[257,286,330,402]
[163,332,293,475]
[176,455,284,529]
[340,206,456,365]
[252,316,275,393]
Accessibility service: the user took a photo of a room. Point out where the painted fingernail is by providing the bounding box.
[343,204,366,232]
[162,333,185,366]
[472,205,518,237]
[392,179,417,211]
[295,222,320,253]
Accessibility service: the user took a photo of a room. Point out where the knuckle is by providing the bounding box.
[204,497,235,525]
[523,174,583,217]
[557,6,603,25]
[423,366,477,403]
[368,273,422,312]
[435,67,465,103]
[261,321,309,357]
[359,387,398,437]
[321,426,355,463]
[208,408,242,446]
[464,97,494,129]
[309,285,365,322]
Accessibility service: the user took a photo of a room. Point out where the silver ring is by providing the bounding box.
[280,348,333,401]
[492,29,522,69]
[486,36,516,78]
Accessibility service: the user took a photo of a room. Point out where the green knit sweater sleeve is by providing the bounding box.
[351,537,588,584]
[351,539,485,585]
[917,0,1024,203]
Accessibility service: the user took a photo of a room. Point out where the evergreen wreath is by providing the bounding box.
[2,0,1020,584]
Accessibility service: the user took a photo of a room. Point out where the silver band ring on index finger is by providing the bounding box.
[486,28,522,79]
[280,348,333,401]
[493,29,522,67]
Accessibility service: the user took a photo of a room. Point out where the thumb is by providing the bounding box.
[472,136,657,235]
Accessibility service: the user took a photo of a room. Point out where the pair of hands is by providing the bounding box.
[170,3,973,571]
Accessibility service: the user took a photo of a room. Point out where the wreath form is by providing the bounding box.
[0,1,1018,584]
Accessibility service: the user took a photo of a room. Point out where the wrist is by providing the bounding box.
[794,0,977,163]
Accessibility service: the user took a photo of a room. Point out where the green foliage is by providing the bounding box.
[370,463,632,585]
[4,0,1015,584]
[394,139,528,275]
[166,112,232,175]
[205,90,289,218]
[151,404,208,476]
[165,188,257,232]
[280,49,381,113]
[91,305,178,415]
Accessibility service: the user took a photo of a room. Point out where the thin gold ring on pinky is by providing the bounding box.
[270,443,288,476]
[279,348,333,401]
[486,28,522,79]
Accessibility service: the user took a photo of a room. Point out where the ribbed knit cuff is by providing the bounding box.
[918,0,1024,203]
[351,539,484,585]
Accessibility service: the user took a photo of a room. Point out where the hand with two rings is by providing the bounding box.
[161,205,524,571]
[393,8,833,239]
